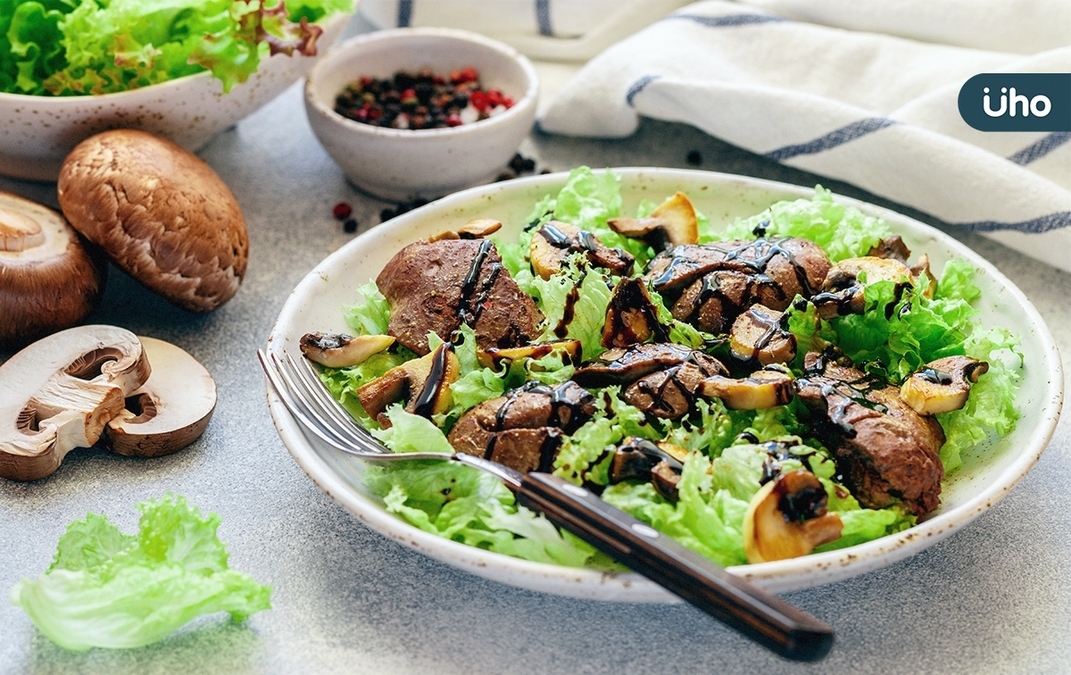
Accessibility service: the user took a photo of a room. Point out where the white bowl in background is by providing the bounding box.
[265,168,1063,599]
[304,27,539,202]
[0,11,353,183]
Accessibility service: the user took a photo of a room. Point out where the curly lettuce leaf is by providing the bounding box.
[10,495,271,651]
[717,186,891,262]
[1,0,350,95]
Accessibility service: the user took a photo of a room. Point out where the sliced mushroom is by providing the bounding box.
[356,343,460,425]
[606,191,699,250]
[104,337,216,458]
[699,366,795,410]
[428,218,503,242]
[476,339,582,370]
[601,277,667,348]
[0,325,150,481]
[729,304,796,366]
[299,332,395,368]
[742,469,843,563]
[899,356,990,415]
[810,256,914,319]
[0,191,107,351]
[866,235,911,263]
[529,220,634,280]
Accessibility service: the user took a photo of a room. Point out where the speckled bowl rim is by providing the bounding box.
[265,168,1064,600]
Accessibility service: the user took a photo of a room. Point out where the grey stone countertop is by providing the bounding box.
[1,68,1069,675]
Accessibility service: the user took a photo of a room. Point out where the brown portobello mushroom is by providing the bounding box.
[0,192,107,351]
[57,129,249,312]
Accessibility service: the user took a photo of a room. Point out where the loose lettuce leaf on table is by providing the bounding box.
[10,495,271,651]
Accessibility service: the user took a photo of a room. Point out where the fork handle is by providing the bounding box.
[516,472,834,662]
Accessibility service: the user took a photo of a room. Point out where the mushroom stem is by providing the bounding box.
[0,204,45,252]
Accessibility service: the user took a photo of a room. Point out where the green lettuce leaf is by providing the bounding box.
[10,495,270,651]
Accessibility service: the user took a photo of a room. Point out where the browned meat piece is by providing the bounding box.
[572,343,700,387]
[795,352,945,517]
[376,238,544,355]
[447,381,596,473]
[623,352,728,419]
[644,238,831,333]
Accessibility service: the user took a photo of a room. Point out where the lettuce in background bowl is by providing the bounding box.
[0,0,354,181]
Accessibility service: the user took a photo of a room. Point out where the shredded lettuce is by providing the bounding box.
[1,0,351,96]
[10,495,271,651]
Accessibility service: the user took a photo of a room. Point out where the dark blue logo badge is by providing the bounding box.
[958,73,1071,132]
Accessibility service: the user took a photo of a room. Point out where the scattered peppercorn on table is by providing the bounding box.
[0,45,1069,675]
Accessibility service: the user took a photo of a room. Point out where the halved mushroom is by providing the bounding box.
[476,339,582,370]
[529,220,634,280]
[699,366,795,410]
[356,343,460,425]
[0,191,107,351]
[729,305,796,366]
[899,356,990,415]
[299,332,395,368]
[601,277,667,348]
[428,218,503,242]
[104,337,216,458]
[607,191,699,250]
[0,325,150,481]
[742,469,843,563]
[810,256,914,319]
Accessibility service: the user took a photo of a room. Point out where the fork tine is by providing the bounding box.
[275,351,386,450]
[258,349,370,456]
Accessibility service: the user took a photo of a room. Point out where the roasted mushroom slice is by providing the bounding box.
[809,256,914,319]
[476,339,582,370]
[299,332,395,368]
[606,191,699,250]
[699,366,795,410]
[447,381,596,473]
[729,305,796,366]
[428,218,503,242]
[866,235,911,263]
[899,356,990,415]
[356,343,460,425]
[742,470,844,563]
[529,220,634,280]
[607,437,689,502]
[601,277,667,349]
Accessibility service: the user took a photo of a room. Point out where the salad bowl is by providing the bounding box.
[0,10,353,182]
[265,168,1063,599]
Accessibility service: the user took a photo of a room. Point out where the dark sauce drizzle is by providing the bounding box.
[457,239,502,327]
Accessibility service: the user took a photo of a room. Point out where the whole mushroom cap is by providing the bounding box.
[56,129,249,313]
[0,191,107,351]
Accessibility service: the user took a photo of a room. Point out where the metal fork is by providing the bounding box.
[258,348,834,662]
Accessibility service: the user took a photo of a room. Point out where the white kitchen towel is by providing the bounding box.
[536,0,1071,272]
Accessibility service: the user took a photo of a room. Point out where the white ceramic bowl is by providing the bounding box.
[265,168,1063,599]
[0,11,353,182]
[303,27,539,201]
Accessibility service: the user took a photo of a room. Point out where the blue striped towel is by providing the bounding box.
[535,0,1071,272]
[358,0,1069,271]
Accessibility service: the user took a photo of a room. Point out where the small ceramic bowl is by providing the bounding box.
[304,27,539,201]
[0,11,353,183]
